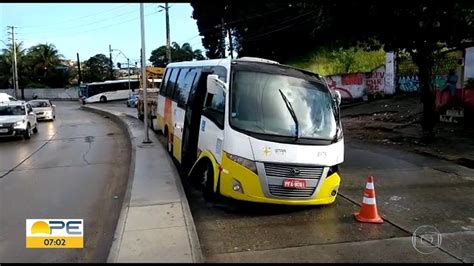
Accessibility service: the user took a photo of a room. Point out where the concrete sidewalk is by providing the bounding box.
[81,105,203,263]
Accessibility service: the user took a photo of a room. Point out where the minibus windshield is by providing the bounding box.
[230,70,337,141]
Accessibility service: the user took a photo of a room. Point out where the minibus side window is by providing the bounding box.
[172,68,189,103]
[160,68,173,97]
[177,69,198,108]
[166,68,180,99]
[203,88,225,129]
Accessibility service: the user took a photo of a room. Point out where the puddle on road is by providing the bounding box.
[390,195,402,201]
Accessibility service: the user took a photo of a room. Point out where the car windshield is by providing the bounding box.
[29,101,50,107]
[230,71,337,140]
[0,105,26,116]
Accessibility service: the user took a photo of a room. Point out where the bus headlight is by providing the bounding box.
[227,153,257,174]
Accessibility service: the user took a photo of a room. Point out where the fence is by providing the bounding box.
[0,87,80,100]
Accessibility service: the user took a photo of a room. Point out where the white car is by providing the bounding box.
[0,92,17,102]
[28,99,56,121]
[0,101,38,139]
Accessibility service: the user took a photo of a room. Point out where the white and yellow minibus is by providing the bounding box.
[155,57,343,205]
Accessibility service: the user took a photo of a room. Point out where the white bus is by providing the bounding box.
[79,79,140,103]
[156,57,343,205]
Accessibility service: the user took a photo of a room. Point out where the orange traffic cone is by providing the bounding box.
[354,176,383,224]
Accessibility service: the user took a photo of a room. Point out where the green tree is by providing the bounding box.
[191,1,474,140]
[82,54,112,82]
[149,42,206,67]
[0,42,32,95]
[27,44,62,78]
[25,43,68,87]
[287,47,386,75]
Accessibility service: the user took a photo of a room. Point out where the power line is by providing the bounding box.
[19,10,162,40]
[16,3,157,33]
[19,6,140,35]
[243,11,319,43]
[178,6,289,46]
[17,4,132,29]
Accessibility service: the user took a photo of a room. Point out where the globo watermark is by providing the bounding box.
[411,225,442,254]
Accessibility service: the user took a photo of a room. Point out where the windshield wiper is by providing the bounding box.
[332,102,342,143]
[279,89,300,140]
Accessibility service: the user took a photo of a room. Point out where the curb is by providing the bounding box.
[413,148,474,169]
[80,105,203,263]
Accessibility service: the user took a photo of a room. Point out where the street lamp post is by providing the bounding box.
[127,58,131,97]
[111,48,132,97]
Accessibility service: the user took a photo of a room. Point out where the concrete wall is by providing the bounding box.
[0,87,79,100]
[326,52,396,101]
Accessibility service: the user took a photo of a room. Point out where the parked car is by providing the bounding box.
[0,92,17,102]
[126,94,138,108]
[0,101,38,139]
[28,99,56,121]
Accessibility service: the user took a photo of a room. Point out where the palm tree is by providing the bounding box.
[0,42,28,89]
[150,42,206,66]
[1,42,26,66]
[27,43,63,78]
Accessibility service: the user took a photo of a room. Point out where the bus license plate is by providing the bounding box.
[283,179,307,189]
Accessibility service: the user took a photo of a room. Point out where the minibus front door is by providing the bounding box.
[182,71,210,172]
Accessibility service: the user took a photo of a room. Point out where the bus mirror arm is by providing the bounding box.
[207,74,228,95]
[332,90,341,107]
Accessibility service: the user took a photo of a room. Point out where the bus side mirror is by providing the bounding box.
[207,74,227,95]
[332,90,341,107]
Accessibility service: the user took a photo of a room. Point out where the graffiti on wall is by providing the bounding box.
[398,76,419,92]
[327,68,386,101]
[326,52,396,101]
[327,74,365,100]
[366,69,385,93]
[398,75,449,92]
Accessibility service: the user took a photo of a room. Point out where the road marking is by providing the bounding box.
[0,133,57,179]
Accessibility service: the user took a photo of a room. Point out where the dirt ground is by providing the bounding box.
[341,94,474,168]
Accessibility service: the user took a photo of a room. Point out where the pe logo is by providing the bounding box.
[26,219,84,248]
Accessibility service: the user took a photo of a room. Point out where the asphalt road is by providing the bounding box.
[99,101,474,263]
[189,141,474,263]
[0,101,131,263]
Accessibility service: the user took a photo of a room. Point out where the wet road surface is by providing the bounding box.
[180,142,474,262]
[0,102,131,262]
[99,101,474,263]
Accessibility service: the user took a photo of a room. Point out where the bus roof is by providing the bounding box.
[167,58,232,68]
[85,79,139,85]
[166,57,325,80]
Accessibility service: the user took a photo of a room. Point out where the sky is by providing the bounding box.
[0,3,205,65]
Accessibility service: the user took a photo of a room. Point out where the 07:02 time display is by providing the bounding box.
[43,238,66,246]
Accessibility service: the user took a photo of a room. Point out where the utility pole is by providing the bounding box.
[77,52,82,85]
[127,58,131,96]
[109,44,113,80]
[7,26,19,99]
[227,28,234,59]
[220,18,227,58]
[140,3,152,143]
[165,3,171,64]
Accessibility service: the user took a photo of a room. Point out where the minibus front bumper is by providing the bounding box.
[218,152,341,205]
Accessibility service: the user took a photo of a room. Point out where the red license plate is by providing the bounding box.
[283,179,307,189]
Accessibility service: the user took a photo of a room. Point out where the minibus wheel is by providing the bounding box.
[202,162,217,202]
[165,128,173,154]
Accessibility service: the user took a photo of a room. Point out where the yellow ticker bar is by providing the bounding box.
[26,236,83,248]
